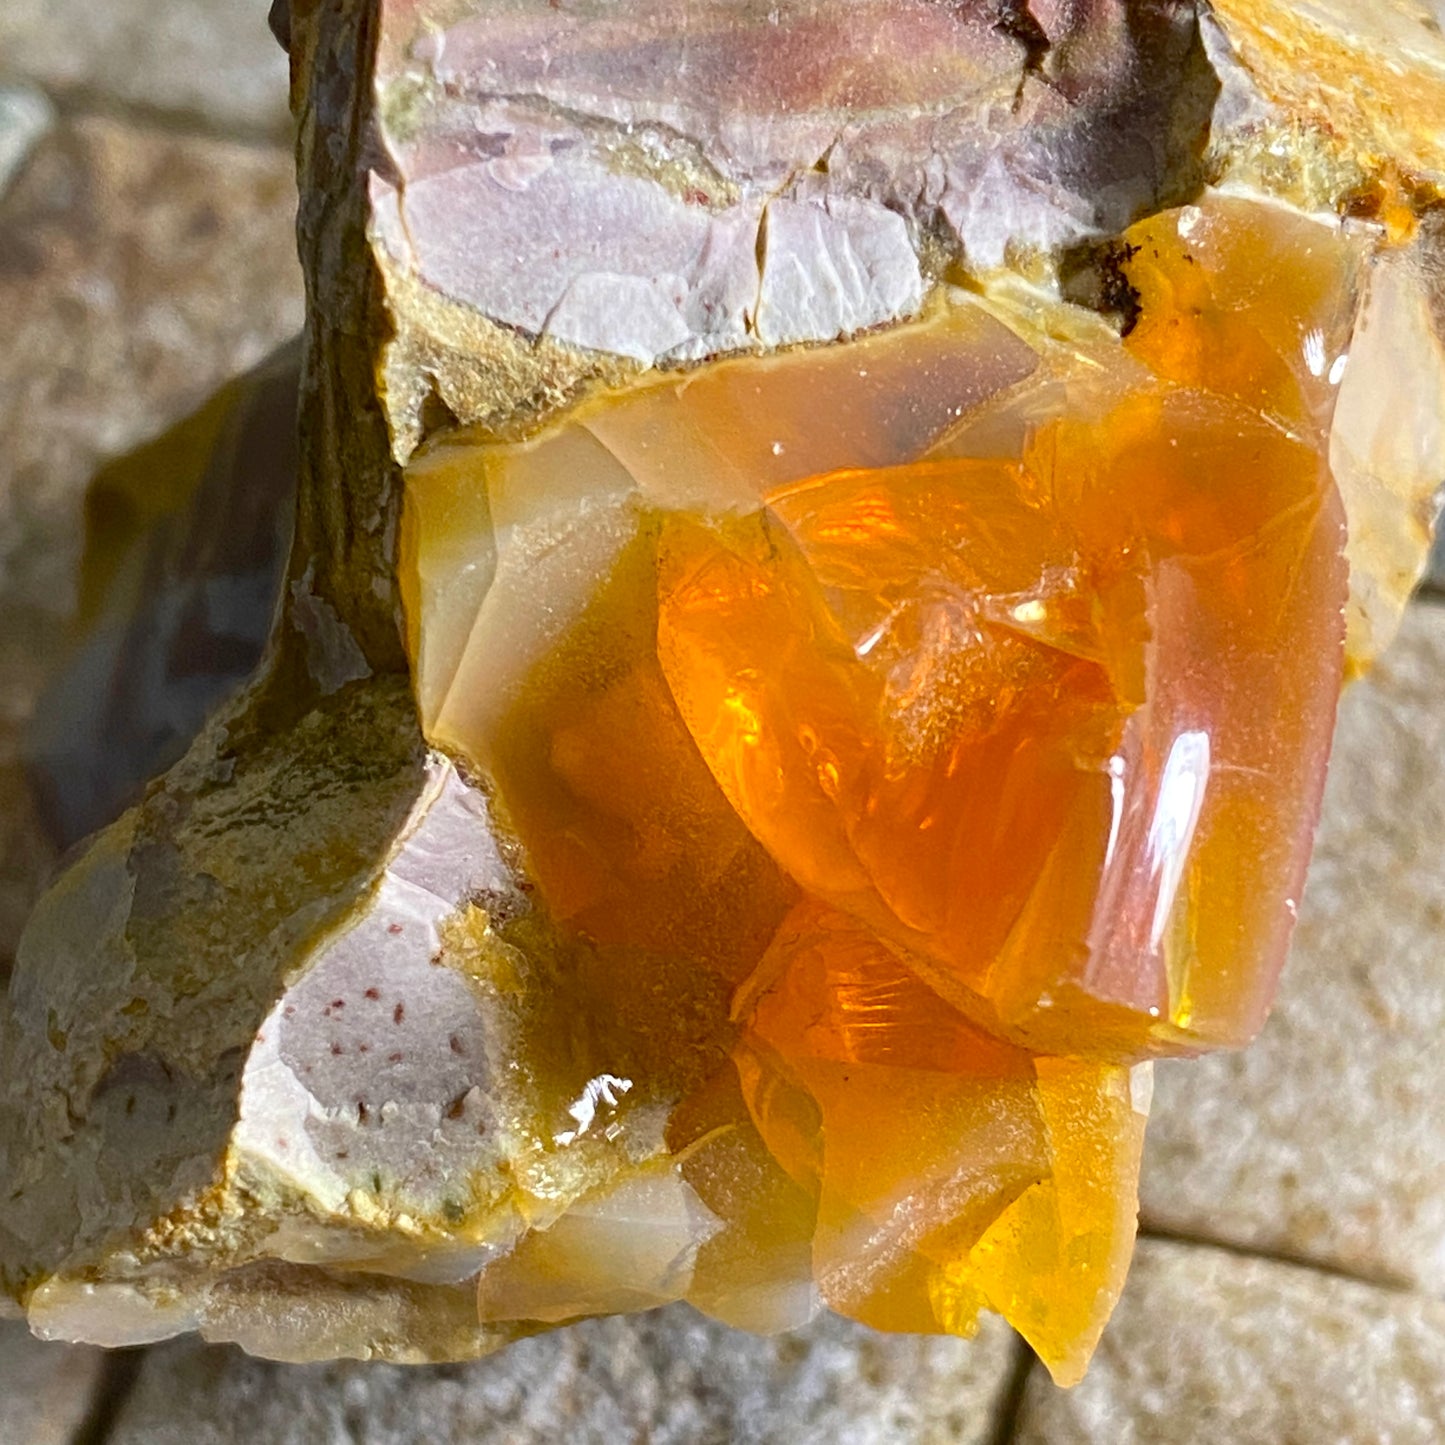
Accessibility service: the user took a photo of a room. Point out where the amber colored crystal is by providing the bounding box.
[731,899,1144,1383]
[399,194,1355,1381]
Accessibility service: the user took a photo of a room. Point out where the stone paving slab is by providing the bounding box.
[1141,602,1445,1292]
[1015,1239,1445,1444]
[102,1307,1019,1445]
[0,1318,107,1444]
[0,116,302,974]
[0,0,289,139]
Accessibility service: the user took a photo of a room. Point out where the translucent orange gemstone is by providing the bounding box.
[657,385,1346,1055]
[398,193,1357,1378]
[730,901,1143,1383]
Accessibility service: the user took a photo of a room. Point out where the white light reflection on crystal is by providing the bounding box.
[554,1073,634,1146]
[1146,729,1210,950]
[1104,753,1127,868]
[854,618,889,657]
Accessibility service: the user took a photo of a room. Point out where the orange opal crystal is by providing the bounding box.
[399,194,1356,1382]
[657,199,1351,1060]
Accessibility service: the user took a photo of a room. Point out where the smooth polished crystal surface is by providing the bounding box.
[394,193,1356,1380]
[407,195,1352,1053]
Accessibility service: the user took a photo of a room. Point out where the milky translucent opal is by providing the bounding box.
[398,195,1354,1382]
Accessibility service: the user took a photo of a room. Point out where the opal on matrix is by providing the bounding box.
[1,0,1443,1390]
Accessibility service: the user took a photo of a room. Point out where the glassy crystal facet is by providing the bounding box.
[396,195,1355,1380]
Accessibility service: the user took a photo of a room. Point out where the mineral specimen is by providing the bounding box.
[2,0,1444,1391]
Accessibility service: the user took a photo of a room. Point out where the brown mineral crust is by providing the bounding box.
[279,0,409,684]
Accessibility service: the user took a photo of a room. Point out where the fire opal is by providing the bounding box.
[399,194,1352,1380]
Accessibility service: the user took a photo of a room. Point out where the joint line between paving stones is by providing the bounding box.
[983,1333,1038,1445]
[69,1346,146,1445]
[1138,1225,1418,1297]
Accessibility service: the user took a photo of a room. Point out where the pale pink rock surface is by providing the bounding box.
[371,0,1213,363]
